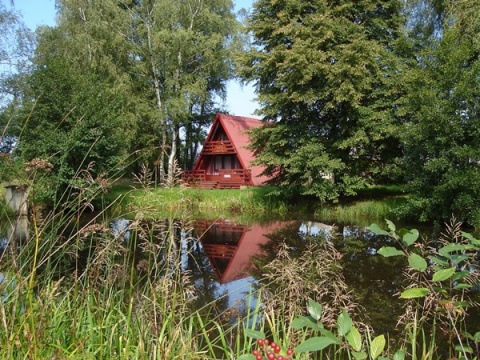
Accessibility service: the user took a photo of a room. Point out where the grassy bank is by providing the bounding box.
[105,185,293,221]
[103,182,407,224]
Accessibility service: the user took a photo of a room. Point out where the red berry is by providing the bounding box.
[267,353,275,360]
[274,345,281,354]
[287,348,294,355]
[264,339,270,345]
[252,349,259,356]
[271,341,277,348]
[258,339,264,346]
[256,356,262,360]
[277,357,284,360]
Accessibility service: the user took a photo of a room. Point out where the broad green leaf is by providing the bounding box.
[438,244,462,257]
[378,246,404,257]
[454,301,469,308]
[337,311,353,336]
[308,298,323,321]
[378,357,390,360]
[385,219,396,232]
[295,336,338,353]
[397,228,409,238]
[452,270,470,281]
[393,349,406,360]
[454,283,472,290]
[369,334,386,360]
[244,329,265,340]
[237,355,256,360]
[408,253,428,272]
[400,288,430,299]
[432,286,447,294]
[455,344,473,353]
[439,244,476,257]
[427,255,449,267]
[461,231,480,245]
[352,351,368,360]
[473,332,480,342]
[320,329,342,344]
[450,254,470,265]
[292,315,323,331]
[368,224,389,236]
[432,267,456,282]
[401,229,419,247]
[345,326,362,352]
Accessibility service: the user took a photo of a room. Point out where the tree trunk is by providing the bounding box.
[167,126,177,187]
[146,13,166,185]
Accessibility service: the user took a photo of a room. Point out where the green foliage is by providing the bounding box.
[290,301,387,359]
[369,219,480,358]
[239,0,405,201]
[0,2,35,105]
[15,55,126,202]
[240,219,479,360]
[243,298,393,360]
[398,0,480,225]
[3,0,241,199]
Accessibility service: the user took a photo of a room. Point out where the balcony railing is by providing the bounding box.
[202,140,235,154]
[182,169,252,188]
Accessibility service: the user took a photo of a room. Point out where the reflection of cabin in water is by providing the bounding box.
[194,220,285,284]
[183,113,270,189]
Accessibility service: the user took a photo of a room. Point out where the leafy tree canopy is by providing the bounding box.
[239,0,405,201]
[398,0,480,225]
[16,52,128,202]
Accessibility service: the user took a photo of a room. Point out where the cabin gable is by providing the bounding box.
[183,113,269,189]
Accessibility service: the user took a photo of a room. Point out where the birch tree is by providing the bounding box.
[18,0,238,186]
[125,0,238,185]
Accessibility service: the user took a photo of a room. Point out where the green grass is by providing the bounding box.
[4,176,471,359]
[104,184,291,222]
[102,181,410,225]
[314,196,408,225]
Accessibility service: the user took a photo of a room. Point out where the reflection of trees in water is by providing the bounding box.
[333,229,407,335]
[184,227,230,317]
[252,222,360,327]
[251,222,408,334]
[128,219,229,311]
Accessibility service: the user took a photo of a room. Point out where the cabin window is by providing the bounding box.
[213,155,241,173]
[224,158,231,170]
[232,156,239,169]
[214,156,222,173]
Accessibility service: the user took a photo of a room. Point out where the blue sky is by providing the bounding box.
[9,0,259,117]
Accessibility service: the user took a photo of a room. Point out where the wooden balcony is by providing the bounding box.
[201,140,235,154]
[182,169,252,189]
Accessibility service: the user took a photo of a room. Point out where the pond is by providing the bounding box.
[1,212,479,356]
[186,217,480,357]
[187,218,414,334]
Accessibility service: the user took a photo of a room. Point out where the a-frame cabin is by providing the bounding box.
[183,113,270,189]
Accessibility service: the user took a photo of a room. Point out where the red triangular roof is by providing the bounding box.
[195,220,293,284]
[218,221,289,283]
[204,113,270,186]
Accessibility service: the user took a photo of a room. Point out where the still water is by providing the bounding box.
[188,218,408,333]
[1,214,478,342]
